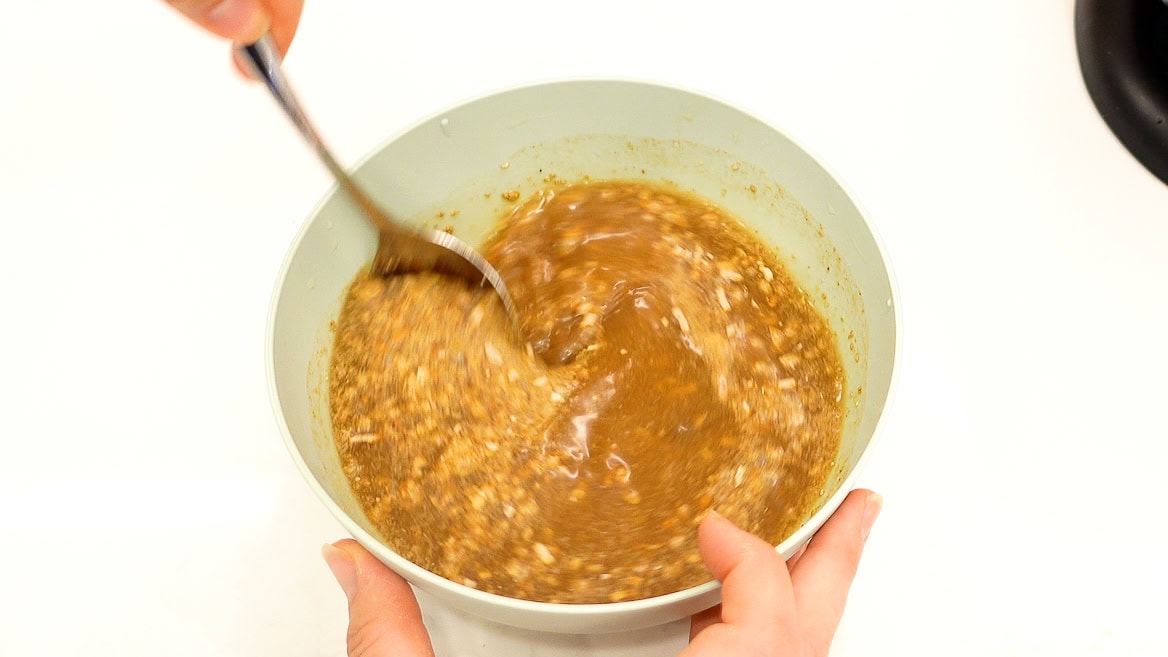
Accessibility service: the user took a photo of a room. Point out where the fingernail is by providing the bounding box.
[206,0,270,42]
[322,543,358,602]
[861,493,883,541]
[701,509,733,528]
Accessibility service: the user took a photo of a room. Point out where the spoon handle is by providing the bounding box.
[237,37,346,182]
[236,35,400,236]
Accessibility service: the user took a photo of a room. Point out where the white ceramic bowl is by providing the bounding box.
[267,80,898,634]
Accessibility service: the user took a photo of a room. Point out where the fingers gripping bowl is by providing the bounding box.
[267,80,898,633]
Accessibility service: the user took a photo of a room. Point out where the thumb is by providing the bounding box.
[698,512,798,636]
[166,0,270,43]
[323,540,436,657]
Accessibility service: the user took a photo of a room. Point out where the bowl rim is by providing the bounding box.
[263,76,903,621]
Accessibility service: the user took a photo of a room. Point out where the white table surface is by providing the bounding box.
[3,1,1167,655]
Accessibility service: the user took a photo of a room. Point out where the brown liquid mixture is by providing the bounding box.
[329,181,844,603]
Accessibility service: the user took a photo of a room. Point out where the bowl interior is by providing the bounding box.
[268,80,896,633]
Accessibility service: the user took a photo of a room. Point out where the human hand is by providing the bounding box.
[681,488,882,656]
[321,488,881,657]
[165,0,305,62]
[322,538,437,657]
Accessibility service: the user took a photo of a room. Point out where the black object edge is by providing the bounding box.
[1075,0,1168,186]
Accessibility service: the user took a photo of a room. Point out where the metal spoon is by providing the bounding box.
[237,34,516,321]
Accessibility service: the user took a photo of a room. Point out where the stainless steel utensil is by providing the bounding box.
[237,34,517,319]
